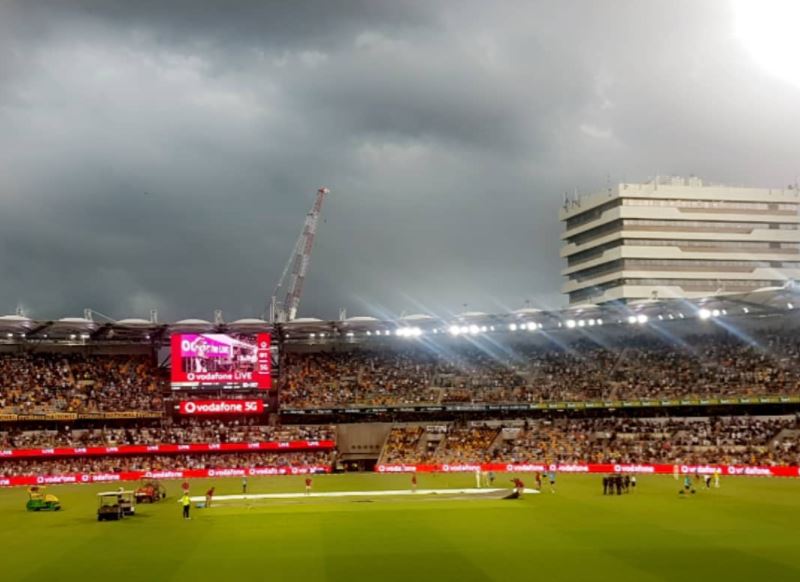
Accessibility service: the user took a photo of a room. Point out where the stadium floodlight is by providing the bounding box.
[509,323,518,331]
[577,320,585,327]
[309,333,316,338]
[596,318,603,326]
[320,333,326,338]
[698,308,712,320]
[69,334,77,340]
[637,314,648,324]
[460,326,470,334]
[627,315,637,324]
[566,319,576,329]
[480,326,488,332]
[5,333,12,338]
[788,302,795,310]
[588,319,595,326]
[346,332,355,337]
[490,326,495,331]
[366,331,372,336]
[528,322,538,331]
[711,310,720,317]
[449,325,461,336]
[468,325,480,335]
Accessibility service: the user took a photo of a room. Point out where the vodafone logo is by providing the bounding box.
[179,400,264,415]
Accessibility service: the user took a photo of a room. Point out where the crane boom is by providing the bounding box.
[270,187,329,321]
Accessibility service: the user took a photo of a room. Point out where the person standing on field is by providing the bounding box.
[180,492,191,520]
[411,474,417,492]
[205,487,215,508]
[242,476,248,494]
[305,477,312,496]
[714,468,721,488]
[475,467,482,488]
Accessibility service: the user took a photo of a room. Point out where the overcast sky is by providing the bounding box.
[1,0,799,322]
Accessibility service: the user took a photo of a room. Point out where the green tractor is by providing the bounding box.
[26,486,62,512]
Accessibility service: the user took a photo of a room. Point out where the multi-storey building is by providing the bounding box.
[560,176,800,305]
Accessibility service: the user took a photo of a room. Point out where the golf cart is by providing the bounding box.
[97,490,135,521]
[135,480,167,503]
[26,486,61,512]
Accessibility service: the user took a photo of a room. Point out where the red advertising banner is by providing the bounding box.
[170,333,272,389]
[0,465,332,488]
[0,440,334,459]
[374,462,800,478]
[178,400,264,415]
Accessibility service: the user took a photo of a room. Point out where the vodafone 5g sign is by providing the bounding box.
[178,400,264,416]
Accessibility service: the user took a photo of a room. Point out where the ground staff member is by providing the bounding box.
[180,492,191,520]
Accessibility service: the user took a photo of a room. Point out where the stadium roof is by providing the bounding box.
[1,283,798,345]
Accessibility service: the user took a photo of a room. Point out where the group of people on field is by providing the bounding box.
[602,474,635,495]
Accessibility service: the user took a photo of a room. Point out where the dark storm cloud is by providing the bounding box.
[1,0,799,321]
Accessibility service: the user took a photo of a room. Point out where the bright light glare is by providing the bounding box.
[637,314,648,324]
[698,308,712,320]
[733,0,800,89]
[566,319,576,329]
[509,323,518,331]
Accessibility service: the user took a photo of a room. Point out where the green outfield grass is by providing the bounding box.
[1,473,798,581]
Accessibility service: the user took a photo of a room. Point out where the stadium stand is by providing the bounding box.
[378,417,800,466]
[280,329,800,408]
[0,422,334,449]
[0,354,164,413]
[0,451,334,477]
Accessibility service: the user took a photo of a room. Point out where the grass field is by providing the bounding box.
[2,473,799,581]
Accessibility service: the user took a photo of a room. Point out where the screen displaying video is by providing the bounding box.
[170,333,272,390]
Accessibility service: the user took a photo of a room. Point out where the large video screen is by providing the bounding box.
[170,333,272,390]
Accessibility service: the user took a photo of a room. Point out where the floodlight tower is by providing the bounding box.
[270,187,330,322]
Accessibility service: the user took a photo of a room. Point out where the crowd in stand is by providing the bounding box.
[0,421,335,449]
[2,328,799,415]
[380,416,800,467]
[0,451,334,477]
[281,330,800,408]
[0,354,164,413]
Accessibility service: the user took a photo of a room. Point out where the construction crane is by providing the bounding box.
[269,187,330,322]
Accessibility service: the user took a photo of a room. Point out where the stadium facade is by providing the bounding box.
[560,176,800,305]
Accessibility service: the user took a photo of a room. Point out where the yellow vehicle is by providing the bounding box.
[26,486,61,512]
